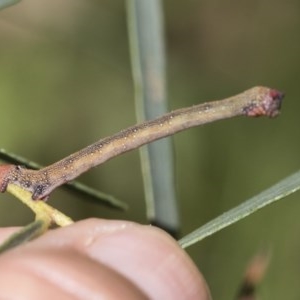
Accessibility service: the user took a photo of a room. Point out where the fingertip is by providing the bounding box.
[0,245,148,299]
[67,219,211,300]
[2,219,211,300]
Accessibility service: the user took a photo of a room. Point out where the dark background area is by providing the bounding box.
[0,1,299,298]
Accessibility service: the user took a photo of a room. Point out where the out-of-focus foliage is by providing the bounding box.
[0,1,299,299]
[0,0,20,10]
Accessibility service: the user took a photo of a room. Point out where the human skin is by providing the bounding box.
[0,219,211,299]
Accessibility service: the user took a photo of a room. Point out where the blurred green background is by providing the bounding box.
[0,1,299,299]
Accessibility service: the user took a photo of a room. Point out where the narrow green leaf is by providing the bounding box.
[179,170,300,249]
[127,0,180,235]
[0,219,47,254]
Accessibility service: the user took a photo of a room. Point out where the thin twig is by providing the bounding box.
[0,183,74,253]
